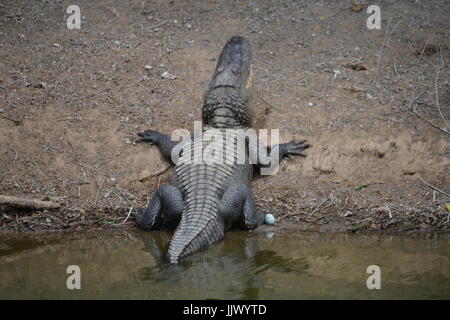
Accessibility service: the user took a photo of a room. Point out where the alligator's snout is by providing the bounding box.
[209,35,252,90]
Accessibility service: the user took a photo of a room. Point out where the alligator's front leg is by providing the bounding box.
[136,184,184,231]
[251,139,311,173]
[271,140,311,160]
[136,130,177,163]
[219,183,266,230]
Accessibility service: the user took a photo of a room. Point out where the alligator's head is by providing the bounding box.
[203,36,253,128]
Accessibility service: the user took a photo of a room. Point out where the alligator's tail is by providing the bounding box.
[168,204,224,264]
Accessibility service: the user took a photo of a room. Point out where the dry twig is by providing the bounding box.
[374,17,402,83]
[417,177,450,198]
[307,198,329,221]
[139,163,171,182]
[0,195,61,210]
[434,52,449,130]
[404,90,450,136]
[122,206,133,224]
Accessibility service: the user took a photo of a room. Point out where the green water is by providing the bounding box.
[0,228,449,299]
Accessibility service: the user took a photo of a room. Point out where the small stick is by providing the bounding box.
[374,17,402,82]
[417,177,450,198]
[342,196,349,209]
[122,206,133,224]
[410,108,450,136]
[258,97,281,112]
[407,90,427,108]
[149,20,168,29]
[2,149,19,183]
[393,56,398,75]
[11,149,19,167]
[348,217,371,225]
[80,164,88,183]
[434,52,449,130]
[0,194,61,210]
[139,163,171,182]
[111,188,133,207]
[94,178,105,204]
[405,91,450,136]
[307,198,329,221]
[386,205,392,219]
[418,38,430,61]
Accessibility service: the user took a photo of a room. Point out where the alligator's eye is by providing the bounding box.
[232,68,241,75]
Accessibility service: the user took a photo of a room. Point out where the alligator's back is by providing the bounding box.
[169,128,253,263]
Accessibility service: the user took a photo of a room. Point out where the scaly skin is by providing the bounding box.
[136,36,310,264]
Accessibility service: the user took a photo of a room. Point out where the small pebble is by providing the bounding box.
[265,213,276,225]
[343,211,354,217]
[161,71,177,80]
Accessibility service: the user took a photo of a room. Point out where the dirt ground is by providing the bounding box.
[0,0,449,234]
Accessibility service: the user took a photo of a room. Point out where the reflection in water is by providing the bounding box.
[0,230,449,299]
[137,232,310,299]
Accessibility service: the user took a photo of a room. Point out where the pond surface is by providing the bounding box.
[0,228,449,299]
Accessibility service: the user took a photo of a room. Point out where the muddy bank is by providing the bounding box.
[0,198,447,234]
[1,0,449,234]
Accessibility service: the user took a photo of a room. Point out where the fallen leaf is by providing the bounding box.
[351,3,364,12]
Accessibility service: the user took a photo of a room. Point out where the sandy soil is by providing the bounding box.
[0,0,449,233]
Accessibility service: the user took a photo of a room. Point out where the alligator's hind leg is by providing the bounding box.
[219,184,266,230]
[136,130,178,163]
[136,184,184,231]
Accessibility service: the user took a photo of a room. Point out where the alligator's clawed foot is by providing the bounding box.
[133,208,145,224]
[282,140,311,159]
[134,207,145,216]
[136,130,160,145]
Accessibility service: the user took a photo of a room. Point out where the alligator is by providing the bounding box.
[136,36,310,264]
